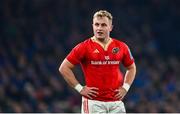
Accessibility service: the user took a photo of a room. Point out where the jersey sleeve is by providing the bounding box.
[66,42,86,65]
[122,43,134,67]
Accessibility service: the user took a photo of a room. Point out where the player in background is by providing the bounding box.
[59,10,136,113]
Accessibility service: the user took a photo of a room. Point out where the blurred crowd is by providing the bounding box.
[0,0,180,112]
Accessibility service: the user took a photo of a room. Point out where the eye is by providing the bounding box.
[94,23,99,26]
[101,23,107,27]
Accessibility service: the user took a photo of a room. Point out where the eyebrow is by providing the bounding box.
[94,22,107,25]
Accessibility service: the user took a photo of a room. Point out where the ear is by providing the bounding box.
[110,25,113,31]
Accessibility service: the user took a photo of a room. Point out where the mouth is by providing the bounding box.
[97,31,103,35]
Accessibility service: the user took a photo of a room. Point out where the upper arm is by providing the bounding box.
[59,58,75,74]
[122,43,134,67]
[60,58,75,69]
[66,42,86,65]
[126,62,136,70]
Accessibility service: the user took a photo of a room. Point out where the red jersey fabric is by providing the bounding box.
[66,38,134,101]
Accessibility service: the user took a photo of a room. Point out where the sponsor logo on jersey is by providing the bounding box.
[91,60,120,65]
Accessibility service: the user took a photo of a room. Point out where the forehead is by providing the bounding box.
[93,16,111,24]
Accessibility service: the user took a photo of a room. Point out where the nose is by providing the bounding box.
[97,25,103,30]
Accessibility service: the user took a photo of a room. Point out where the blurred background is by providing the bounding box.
[0,0,180,112]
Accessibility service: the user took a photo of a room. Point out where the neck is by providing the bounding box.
[92,36,112,50]
[95,37,110,44]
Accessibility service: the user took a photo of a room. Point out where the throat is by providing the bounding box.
[94,37,112,51]
[97,38,106,43]
[96,38,110,45]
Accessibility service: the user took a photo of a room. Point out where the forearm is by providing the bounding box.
[115,63,136,99]
[60,66,79,88]
[124,63,136,85]
[59,59,80,88]
[124,67,136,85]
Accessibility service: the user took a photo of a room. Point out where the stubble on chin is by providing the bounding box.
[96,37,105,42]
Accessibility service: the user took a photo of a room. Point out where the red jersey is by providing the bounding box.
[66,38,134,101]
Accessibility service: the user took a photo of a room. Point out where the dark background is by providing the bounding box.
[0,0,180,112]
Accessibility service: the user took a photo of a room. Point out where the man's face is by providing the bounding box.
[92,16,113,40]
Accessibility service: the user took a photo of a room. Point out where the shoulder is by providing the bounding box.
[73,38,91,49]
[77,38,91,45]
[112,38,128,48]
[82,38,92,44]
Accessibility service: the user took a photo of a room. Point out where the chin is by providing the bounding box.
[96,37,106,42]
[96,36,105,40]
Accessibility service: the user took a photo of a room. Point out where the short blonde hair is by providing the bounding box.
[93,10,113,22]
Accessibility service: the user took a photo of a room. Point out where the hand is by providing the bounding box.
[114,87,127,100]
[80,86,99,99]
